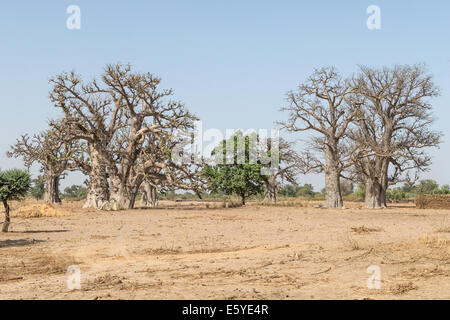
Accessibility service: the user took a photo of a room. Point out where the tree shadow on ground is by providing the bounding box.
[10,230,69,234]
[0,239,45,248]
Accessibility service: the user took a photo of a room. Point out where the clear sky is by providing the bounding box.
[1,0,449,190]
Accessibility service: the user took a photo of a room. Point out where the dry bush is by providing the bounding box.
[343,232,361,250]
[419,233,449,249]
[350,226,383,234]
[415,195,450,209]
[257,199,306,207]
[396,266,449,280]
[204,199,243,209]
[390,282,418,295]
[12,204,72,218]
[4,199,86,218]
[0,254,78,282]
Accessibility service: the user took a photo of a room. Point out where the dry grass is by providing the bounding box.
[0,254,78,282]
[390,282,418,295]
[205,199,243,209]
[343,232,362,250]
[351,226,383,234]
[5,198,88,218]
[0,200,449,299]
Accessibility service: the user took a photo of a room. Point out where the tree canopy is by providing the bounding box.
[0,169,31,232]
[205,131,265,205]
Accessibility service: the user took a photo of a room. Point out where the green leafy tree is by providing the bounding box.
[30,175,45,200]
[401,182,414,193]
[61,185,87,199]
[386,188,406,202]
[0,169,31,232]
[432,186,450,195]
[205,131,264,205]
[416,180,439,195]
[278,184,300,198]
[296,184,315,198]
[353,184,366,200]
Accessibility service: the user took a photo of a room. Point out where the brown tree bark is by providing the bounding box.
[83,146,110,210]
[109,176,143,210]
[141,181,158,207]
[324,171,343,208]
[239,192,246,205]
[324,147,343,208]
[44,175,61,204]
[2,200,10,232]
[364,177,385,209]
[263,179,277,202]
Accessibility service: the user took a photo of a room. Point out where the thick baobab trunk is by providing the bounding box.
[324,170,343,208]
[324,149,343,208]
[109,187,139,210]
[141,182,158,207]
[2,200,10,232]
[263,180,277,202]
[364,178,385,209]
[44,175,61,204]
[83,146,110,210]
[109,176,142,210]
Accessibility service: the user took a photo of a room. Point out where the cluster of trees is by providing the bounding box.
[204,131,300,205]
[385,180,450,202]
[29,177,88,200]
[8,64,206,210]
[279,64,442,208]
[5,63,442,210]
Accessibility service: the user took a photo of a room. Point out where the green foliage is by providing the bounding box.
[205,131,264,204]
[278,184,300,197]
[353,184,366,200]
[296,184,315,198]
[401,182,414,193]
[415,179,439,195]
[0,169,31,202]
[386,188,406,202]
[30,175,45,200]
[432,186,450,195]
[61,185,87,199]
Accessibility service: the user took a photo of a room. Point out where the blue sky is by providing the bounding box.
[1,0,449,190]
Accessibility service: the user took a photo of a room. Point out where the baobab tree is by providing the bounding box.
[139,129,208,207]
[349,64,442,208]
[260,137,300,202]
[279,67,361,208]
[50,63,197,210]
[8,122,78,204]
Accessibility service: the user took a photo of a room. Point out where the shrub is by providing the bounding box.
[0,169,31,232]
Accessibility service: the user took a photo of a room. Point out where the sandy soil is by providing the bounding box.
[0,201,449,300]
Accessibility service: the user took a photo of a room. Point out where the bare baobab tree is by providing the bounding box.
[139,129,208,207]
[8,122,79,204]
[260,137,300,202]
[349,64,442,208]
[50,63,197,210]
[279,67,360,208]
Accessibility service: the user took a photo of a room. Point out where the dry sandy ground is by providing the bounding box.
[0,201,449,300]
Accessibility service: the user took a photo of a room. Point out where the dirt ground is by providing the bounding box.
[0,200,449,300]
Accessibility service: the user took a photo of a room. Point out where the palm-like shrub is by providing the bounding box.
[0,169,31,232]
